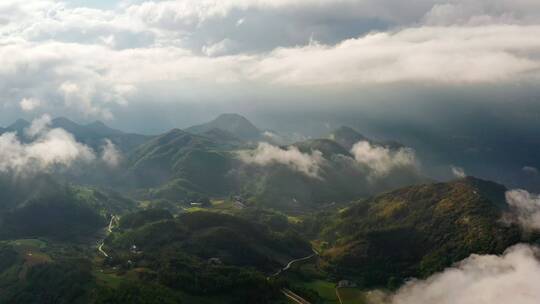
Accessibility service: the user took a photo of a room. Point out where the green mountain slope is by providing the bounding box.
[0,175,136,241]
[319,177,522,287]
[237,137,425,212]
[109,211,312,270]
[128,126,425,212]
[128,129,232,190]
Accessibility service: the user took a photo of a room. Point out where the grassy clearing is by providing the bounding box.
[338,288,367,304]
[183,206,206,213]
[301,280,339,303]
[287,215,302,224]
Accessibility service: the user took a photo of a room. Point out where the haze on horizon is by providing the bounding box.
[0,0,539,132]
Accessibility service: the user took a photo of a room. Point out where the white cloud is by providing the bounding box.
[101,139,122,167]
[351,141,417,177]
[370,244,540,304]
[423,1,540,26]
[25,114,52,138]
[202,38,239,57]
[238,142,324,178]
[0,1,540,120]
[255,25,540,85]
[451,165,466,178]
[504,189,540,230]
[0,115,95,175]
[261,131,286,145]
[19,97,41,112]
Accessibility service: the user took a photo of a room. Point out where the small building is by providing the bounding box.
[337,280,357,288]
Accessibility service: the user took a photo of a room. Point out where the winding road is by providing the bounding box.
[97,215,117,258]
[271,250,318,277]
[270,249,319,304]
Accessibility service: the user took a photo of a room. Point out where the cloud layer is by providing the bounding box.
[0,1,539,121]
[238,142,324,178]
[351,141,417,177]
[370,244,540,304]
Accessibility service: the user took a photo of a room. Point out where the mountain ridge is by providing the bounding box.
[186,113,262,141]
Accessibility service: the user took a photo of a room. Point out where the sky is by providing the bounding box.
[1,0,540,138]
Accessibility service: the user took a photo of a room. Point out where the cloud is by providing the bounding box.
[25,114,52,138]
[504,189,540,230]
[254,25,540,85]
[350,141,417,177]
[238,142,324,178]
[101,139,122,167]
[261,131,286,145]
[202,38,240,57]
[19,97,41,112]
[0,116,95,175]
[369,244,540,304]
[423,1,540,26]
[5,22,536,121]
[451,165,466,178]
[0,1,540,121]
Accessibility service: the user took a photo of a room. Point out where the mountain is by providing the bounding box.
[318,177,522,287]
[127,128,236,194]
[330,126,404,150]
[235,134,425,212]
[128,127,425,212]
[108,211,312,272]
[7,118,30,131]
[4,117,151,153]
[0,174,136,241]
[99,210,311,302]
[186,113,262,141]
[294,138,351,158]
[202,128,244,146]
[329,126,369,150]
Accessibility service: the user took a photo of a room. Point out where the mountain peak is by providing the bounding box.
[7,118,30,131]
[87,120,107,128]
[85,120,122,136]
[216,113,248,119]
[329,126,368,149]
[213,113,256,127]
[186,113,261,140]
[51,117,79,128]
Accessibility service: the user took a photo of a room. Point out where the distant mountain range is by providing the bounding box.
[124,114,424,212]
[0,114,424,212]
[2,117,152,153]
